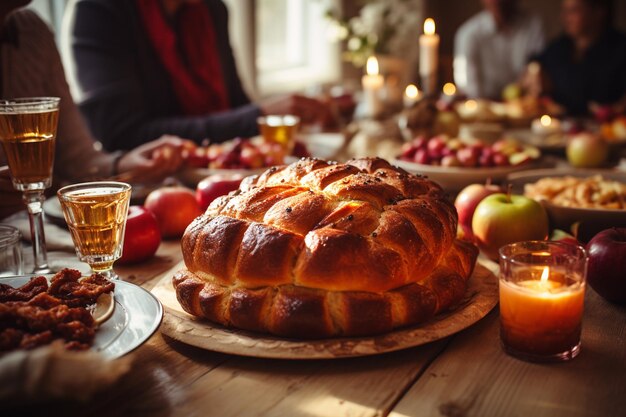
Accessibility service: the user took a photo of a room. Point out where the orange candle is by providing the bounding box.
[500,267,585,357]
[498,241,587,362]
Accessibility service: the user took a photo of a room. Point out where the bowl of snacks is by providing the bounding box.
[394,135,546,192]
[507,168,626,241]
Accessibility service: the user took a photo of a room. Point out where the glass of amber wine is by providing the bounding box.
[0,97,60,273]
[57,182,131,280]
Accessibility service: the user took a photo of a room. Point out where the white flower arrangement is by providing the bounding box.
[326,0,422,68]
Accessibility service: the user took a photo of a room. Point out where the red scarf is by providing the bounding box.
[136,0,230,115]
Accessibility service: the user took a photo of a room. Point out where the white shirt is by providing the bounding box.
[454,10,545,99]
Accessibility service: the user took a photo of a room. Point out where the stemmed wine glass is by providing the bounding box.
[0,97,60,273]
[57,181,131,280]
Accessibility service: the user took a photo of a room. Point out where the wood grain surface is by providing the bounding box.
[152,261,499,359]
[6,241,626,417]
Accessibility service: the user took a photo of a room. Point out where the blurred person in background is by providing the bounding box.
[534,0,626,116]
[453,0,545,99]
[0,1,193,218]
[63,0,327,152]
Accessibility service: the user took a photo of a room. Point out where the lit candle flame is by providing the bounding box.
[540,266,550,283]
[424,18,436,36]
[443,82,456,96]
[366,56,379,76]
[405,84,419,99]
[465,99,477,110]
[540,115,552,127]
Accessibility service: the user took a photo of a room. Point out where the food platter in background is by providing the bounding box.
[507,168,626,241]
[395,158,554,193]
[177,133,346,187]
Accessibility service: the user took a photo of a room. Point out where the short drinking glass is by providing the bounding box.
[58,182,131,280]
[0,225,23,277]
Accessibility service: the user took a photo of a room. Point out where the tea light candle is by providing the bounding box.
[531,115,561,136]
[500,265,585,359]
[403,84,420,108]
[362,56,384,117]
[419,18,439,78]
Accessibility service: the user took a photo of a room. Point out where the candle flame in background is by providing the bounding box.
[443,82,456,96]
[424,18,436,36]
[366,56,379,76]
[540,115,552,127]
[541,266,550,283]
[465,99,477,110]
[405,84,419,99]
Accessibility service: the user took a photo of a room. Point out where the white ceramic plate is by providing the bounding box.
[394,158,547,192]
[1,276,163,359]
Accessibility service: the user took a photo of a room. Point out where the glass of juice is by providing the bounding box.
[257,115,300,153]
[0,97,60,273]
[58,182,131,280]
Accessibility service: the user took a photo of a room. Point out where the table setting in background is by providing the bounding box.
[1,12,626,417]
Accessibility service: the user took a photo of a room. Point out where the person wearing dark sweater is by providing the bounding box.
[63,0,325,152]
[535,0,626,116]
[0,1,194,219]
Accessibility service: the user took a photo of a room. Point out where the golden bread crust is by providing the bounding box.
[174,157,478,338]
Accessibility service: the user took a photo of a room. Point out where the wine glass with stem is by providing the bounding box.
[0,97,60,274]
[57,181,131,280]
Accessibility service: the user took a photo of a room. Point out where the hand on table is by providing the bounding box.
[260,94,328,125]
[116,135,196,183]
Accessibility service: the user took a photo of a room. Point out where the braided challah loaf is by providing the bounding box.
[174,157,478,338]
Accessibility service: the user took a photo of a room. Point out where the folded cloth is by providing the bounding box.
[2,210,75,252]
[0,342,132,405]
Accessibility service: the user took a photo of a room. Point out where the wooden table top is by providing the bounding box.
[9,240,626,417]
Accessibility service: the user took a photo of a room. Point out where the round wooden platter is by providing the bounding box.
[151,262,499,360]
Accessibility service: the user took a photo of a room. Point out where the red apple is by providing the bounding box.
[144,186,202,239]
[472,193,549,259]
[185,147,210,168]
[457,147,478,167]
[454,182,503,240]
[492,152,510,167]
[566,133,608,168]
[587,228,626,304]
[196,174,243,211]
[593,105,615,124]
[117,206,161,265]
[413,149,430,165]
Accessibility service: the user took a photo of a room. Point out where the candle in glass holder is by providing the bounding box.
[499,241,587,362]
[361,56,384,117]
[403,84,420,108]
[531,115,561,136]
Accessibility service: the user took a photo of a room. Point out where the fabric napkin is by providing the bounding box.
[2,210,75,252]
[0,342,132,405]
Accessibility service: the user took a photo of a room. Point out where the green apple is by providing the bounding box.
[472,193,549,259]
[566,133,608,168]
[502,83,522,101]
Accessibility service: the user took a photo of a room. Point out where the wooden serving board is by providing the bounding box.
[151,261,499,359]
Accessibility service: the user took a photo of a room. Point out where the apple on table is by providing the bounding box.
[587,228,626,304]
[196,174,244,211]
[118,206,161,265]
[566,133,608,168]
[454,181,503,240]
[472,190,549,260]
[145,186,202,239]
